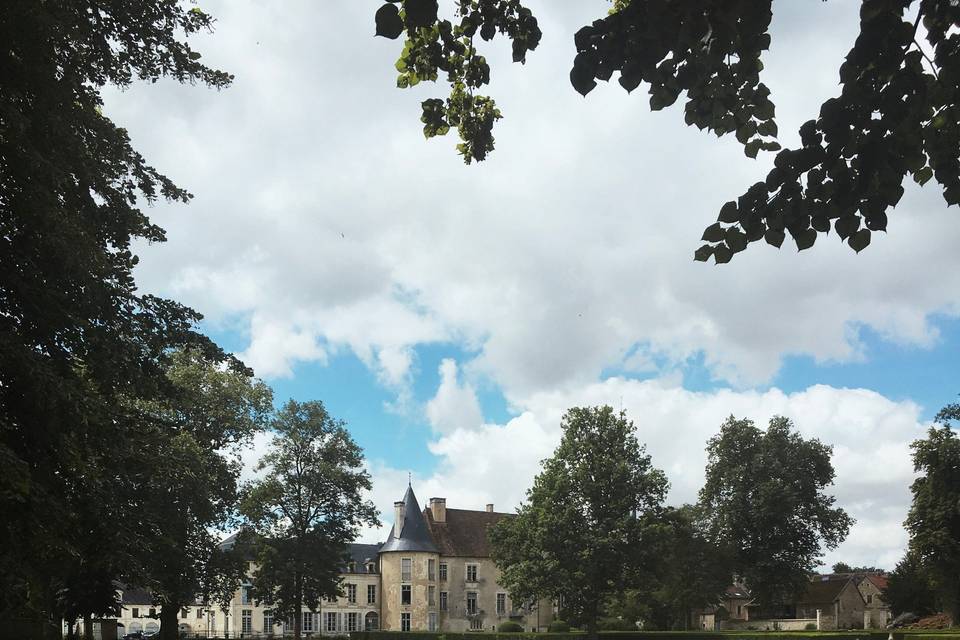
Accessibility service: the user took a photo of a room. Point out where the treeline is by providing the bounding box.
[488,405,960,635]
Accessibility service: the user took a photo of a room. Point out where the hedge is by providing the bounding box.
[347,632,960,640]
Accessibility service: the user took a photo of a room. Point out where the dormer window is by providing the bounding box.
[366,562,376,573]
[346,562,356,573]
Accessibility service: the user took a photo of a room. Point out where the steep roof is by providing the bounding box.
[725,585,751,599]
[344,543,382,572]
[796,577,856,605]
[379,485,439,553]
[424,507,511,557]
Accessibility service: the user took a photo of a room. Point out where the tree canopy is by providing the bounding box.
[240,400,379,640]
[1,0,233,625]
[372,0,960,262]
[698,415,852,610]
[902,401,960,620]
[489,406,668,639]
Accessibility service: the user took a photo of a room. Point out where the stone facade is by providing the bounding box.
[857,575,891,629]
[378,486,552,633]
[795,577,866,630]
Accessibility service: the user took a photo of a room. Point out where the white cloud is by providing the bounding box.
[112,1,960,401]
[365,381,925,570]
[425,359,484,434]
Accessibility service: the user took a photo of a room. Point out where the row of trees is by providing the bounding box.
[490,403,960,635]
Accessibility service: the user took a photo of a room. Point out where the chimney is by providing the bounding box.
[394,500,405,535]
[429,497,446,523]
[485,503,494,513]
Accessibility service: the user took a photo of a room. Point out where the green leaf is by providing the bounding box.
[848,228,871,253]
[375,3,404,39]
[693,245,714,262]
[764,228,785,248]
[713,245,733,264]
[570,65,597,97]
[701,222,725,243]
[793,228,816,251]
[718,201,739,224]
[744,140,761,159]
[913,166,933,186]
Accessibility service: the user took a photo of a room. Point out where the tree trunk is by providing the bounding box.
[159,603,181,640]
[293,572,302,640]
[83,613,93,640]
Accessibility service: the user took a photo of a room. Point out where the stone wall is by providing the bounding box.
[722,618,818,631]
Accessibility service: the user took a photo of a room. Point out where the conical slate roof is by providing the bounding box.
[379,484,438,553]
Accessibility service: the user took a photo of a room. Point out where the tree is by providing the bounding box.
[883,551,939,617]
[831,562,884,574]
[903,401,960,620]
[644,506,734,630]
[1,1,232,624]
[130,350,273,640]
[240,400,379,640]
[371,1,960,261]
[698,415,852,611]
[489,406,668,640]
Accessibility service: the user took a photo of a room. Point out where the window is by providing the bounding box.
[401,584,411,605]
[429,586,436,606]
[132,609,140,619]
[149,608,157,618]
[347,613,359,632]
[241,586,252,605]
[197,610,203,620]
[242,610,252,634]
[325,612,337,633]
[263,612,274,633]
[867,594,873,604]
[467,592,478,615]
[401,613,411,632]
[401,558,412,581]
[366,562,376,573]
[737,605,742,617]
[347,562,356,573]
[439,562,447,581]
[466,564,478,582]
[367,584,377,604]
[428,559,436,581]
[181,609,188,620]
[347,583,357,603]
[428,613,438,632]
[302,612,314,633]
[439,592,448,612]
[497,593,506,616]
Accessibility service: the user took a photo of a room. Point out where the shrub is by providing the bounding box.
[599,618,637,631]
[548,620,571,632]
[497,622,524,632]
[806,623,818,630]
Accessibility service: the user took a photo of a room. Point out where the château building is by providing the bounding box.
[114,484,551,637]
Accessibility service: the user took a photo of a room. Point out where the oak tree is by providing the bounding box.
[903,401,960,620]
[698,415,852,611]
[489,406,668,640]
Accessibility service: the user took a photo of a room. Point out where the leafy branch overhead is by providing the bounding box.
[374,0,541,163]
[374,0,960,262]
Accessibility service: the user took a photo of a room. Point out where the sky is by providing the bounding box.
[104,1,959,572]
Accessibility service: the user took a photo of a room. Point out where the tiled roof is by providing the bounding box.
[865,574,889,591]
[379,485,439,553]
[796,578,853,605]
[424,506,511,557]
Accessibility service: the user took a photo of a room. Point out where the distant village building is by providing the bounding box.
[857,574,891,629]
